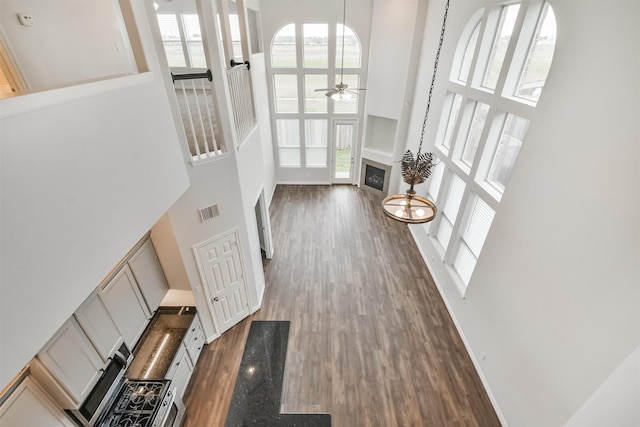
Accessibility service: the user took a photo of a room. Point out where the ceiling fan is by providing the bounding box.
[315,0,366,100]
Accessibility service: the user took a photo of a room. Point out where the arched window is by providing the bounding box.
[427,1,556,288]
[269,22,363,173]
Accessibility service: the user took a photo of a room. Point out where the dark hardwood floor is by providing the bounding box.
[182,185,501,427]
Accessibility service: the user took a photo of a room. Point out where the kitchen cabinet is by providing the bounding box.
[0,377,75,427]
[100,265,151,348]
[128,239,169,314]
[73,290,123,362]
[36,318,103,405]
[185,314,205,365]
[166,343,193,399]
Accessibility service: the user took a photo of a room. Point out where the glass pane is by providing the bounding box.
[334,74,359,113]
[459,22,480,82]
[437,217,453,250]
[158,14,181,41]
[336,24,361,68]
[482,4,520,90]
[182,15,201,41]
[454,242,476,284]
[486,115,529,192]
[276,120,300,166]
[461,102,490,167]
[305,120,327,167]
[274,75,298,113]
[272,24,296,67]
[440,93,463,150]
[157,14,186,67]
[182,15,206,68]
[427,161,444,202]
[304,24,328,68]
[514,4,556,102]
[334,123,354,179]
[162,42,186,67]
[443,174,466,222]
[304,75,327,113]
[461,194,495,256]
[188,42,206,68]
[229,14,243,59]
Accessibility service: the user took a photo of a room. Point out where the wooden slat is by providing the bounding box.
[181,185,501,427]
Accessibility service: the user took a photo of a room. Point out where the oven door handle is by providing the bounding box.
[153,387,176,427]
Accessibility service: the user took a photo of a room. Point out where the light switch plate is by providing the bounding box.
[17,13,35,26]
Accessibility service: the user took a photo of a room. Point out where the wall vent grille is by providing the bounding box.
[198,204,219,222]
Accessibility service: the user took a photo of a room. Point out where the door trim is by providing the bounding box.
[192,228,250,336]
[331,119,359,185]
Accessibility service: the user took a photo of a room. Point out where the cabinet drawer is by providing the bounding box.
[187,323,205,364]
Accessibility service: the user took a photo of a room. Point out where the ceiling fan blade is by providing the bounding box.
[345,89,361,96]
[314,88,334,92]
[349,88,367,91]
[324,89,340,98]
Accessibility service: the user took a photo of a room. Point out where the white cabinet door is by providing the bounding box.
[0,377,75,427]
[37,318,103,405]
[74,290,123,361]
[186,315,205,366]
[128,239,169,314]
[166,344,193,399]
[101,265,151,348]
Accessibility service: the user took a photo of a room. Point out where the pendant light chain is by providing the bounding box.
[416,0,450,156]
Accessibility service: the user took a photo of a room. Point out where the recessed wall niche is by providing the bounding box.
[364,115,397,156]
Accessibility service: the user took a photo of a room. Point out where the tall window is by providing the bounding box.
[269,22,363,169]
[427,1,556,289]
[157,13,206,69]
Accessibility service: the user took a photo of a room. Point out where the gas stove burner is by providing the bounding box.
[96,379,170,427]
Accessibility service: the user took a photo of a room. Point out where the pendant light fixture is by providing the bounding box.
[382,0,450,224]
[315,0,366,100]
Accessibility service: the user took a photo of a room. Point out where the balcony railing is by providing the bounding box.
[226,62,256,143]
[172,70,226,161]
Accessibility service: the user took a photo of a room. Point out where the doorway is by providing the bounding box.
[332,119,358,184]
[254,189,274,263]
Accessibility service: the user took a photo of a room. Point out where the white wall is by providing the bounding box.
[0,75,190,388]
[0,0,191,389]
[408,1,640,425]
[252,53,277,204]
[162,157,261,339]
[0,0,138,92]
[564,346,640,427]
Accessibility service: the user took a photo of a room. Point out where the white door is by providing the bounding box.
[195,231,250,335]
[332,120,357,184]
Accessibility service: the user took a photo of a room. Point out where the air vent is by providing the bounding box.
[198,204,219,222]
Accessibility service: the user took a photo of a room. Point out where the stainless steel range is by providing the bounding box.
[95,378,183,427]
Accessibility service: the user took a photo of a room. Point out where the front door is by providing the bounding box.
[195,230,250,335]
[332,120,357,184]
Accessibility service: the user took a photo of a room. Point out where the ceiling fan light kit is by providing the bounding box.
[381,0,450,224]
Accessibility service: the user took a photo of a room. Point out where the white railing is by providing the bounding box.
[226,63,256,143]
[173,70,226,161]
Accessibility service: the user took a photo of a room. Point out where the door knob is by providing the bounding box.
[213,296,219,302]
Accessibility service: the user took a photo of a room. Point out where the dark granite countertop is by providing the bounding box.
[126,306,196,379]
[224,321,331,427]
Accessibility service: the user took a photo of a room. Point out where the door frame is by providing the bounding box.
[331,118,359,184]
[255,188,274,259]
[192,228,251,336]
